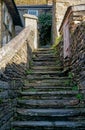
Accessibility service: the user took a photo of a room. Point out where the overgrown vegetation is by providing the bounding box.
[38,13,52,46]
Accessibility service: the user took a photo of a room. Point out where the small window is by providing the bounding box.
[28,10,38,17]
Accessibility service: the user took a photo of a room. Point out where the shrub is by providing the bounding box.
[38,13,52,46]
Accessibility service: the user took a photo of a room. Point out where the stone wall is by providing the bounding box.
[70,22,85,92]
[24,14,38,50]
[0,25,37,129]
[52,0,85,43]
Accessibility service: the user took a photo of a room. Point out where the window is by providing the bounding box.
[28,10,38,17]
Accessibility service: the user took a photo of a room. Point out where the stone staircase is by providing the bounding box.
[12,48,85,130]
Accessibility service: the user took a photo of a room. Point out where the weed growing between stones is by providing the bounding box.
[72,85,78,91]
[25,69,33,75]
[76,93,84,100]
[68,72,74,79]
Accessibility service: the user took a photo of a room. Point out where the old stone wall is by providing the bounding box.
[0,25,36,130]
[70,22,85,92]
[52,0,85,43]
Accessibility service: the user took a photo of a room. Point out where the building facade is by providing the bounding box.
[52,0,85,43]
[17,5,52,26]
[0,0,22,47]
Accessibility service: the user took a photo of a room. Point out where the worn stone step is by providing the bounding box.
[20,96,77,100]
[17,99,79,109]
[26,74,71,80]
[32,56,57,61]
[25,77,73,85]
[19,91,78,98]
[12,121,85,130]
[33,49,54,54]
[26,71,63,75]
[33,61,61,66]
[25,84,73,89]
[31,66,63,71]
[24,79,74,87]
[16,108,85,121]
[22,86,72,91]
[19,91,78,100]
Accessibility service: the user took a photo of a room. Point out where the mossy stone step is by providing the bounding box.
[19,91,78,97]
[17,99,79,109]
[12,121,85,130]
[22,86,72,91]
[31,66,63,71]
[32,61,61,66]
[16,108,85,121]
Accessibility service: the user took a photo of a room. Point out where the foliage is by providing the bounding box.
[38,13,52,46]
[25,69,33,75]
[76,93,84,100]
[72,85,78,91]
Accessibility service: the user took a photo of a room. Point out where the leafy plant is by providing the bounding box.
[25,69,33,75]
[76,93,84,100]
[38,13,52,46]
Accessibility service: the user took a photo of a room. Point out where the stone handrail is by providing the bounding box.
[0,26,36,71]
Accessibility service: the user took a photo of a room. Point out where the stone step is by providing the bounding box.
[31,66,63,71]
[19,91,78,100]
[26,72,66,79]
[33,49,54,54]
[19,91,78,98]
[32,61,61,66]
[25,77,73,82]
[25,83,73,88]
[26,75,70,80]
[24,79,74,87]
[17,99,79,109]
[22,86,72,91]
[16,108,85,121]
[12,121,85,130]
[32,56,57,61]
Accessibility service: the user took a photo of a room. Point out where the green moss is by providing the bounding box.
[52,35,62,49]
